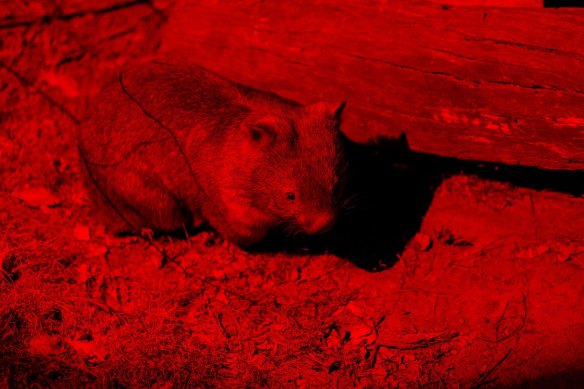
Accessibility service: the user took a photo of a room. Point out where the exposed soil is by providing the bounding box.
[2,90,584,387]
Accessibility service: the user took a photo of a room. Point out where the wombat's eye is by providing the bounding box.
[286,192,296,201]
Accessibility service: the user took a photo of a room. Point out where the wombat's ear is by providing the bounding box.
[331,100,347,121]
[243,115,278,147]
[312,100,347,121]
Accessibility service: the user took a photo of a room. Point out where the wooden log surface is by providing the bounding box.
[161,0,584,171]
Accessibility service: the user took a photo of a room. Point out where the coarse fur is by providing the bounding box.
[78,61,347,246]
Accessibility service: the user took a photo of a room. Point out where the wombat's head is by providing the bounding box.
[240,101,347,236]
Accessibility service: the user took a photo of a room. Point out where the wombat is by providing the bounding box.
[78,62,346,246]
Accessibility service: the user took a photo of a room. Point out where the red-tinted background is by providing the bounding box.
[1,0,583,387]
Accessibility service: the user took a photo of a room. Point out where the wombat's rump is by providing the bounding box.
[79,62,346,246]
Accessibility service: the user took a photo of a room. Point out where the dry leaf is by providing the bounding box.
[73,224,91,241]
[12,187,61,207]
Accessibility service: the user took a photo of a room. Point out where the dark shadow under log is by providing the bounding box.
[256,134,583,271]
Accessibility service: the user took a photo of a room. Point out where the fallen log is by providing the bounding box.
[161,0,584,170]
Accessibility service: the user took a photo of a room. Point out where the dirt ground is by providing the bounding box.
[1,1,584,388]
[2,86,584,388]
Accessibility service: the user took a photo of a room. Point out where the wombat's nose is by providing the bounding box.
[301,212,337,235]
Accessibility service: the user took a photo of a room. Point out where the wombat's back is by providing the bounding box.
[80,63,241,163]
[78,62,241,232]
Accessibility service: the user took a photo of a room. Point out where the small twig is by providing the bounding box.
[0,63,80,124]
[371,332,459,367]
[182,223,191,249]
[478,293,527,343]
[472,348,513,388]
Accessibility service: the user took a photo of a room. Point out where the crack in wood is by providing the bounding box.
[419,46,478,61]
[462,35,580,57]
[349,52,476,84]
[487,79,584,96]
[349,52,584,96]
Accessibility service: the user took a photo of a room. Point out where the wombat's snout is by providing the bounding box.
[299,211,337,235]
